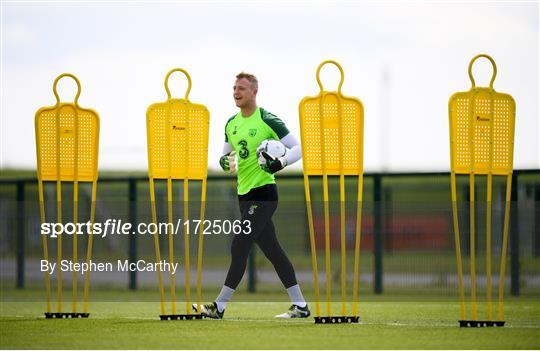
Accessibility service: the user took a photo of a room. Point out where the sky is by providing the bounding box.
[1,1,538,172]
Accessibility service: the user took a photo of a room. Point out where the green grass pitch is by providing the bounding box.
[1,289,539,349]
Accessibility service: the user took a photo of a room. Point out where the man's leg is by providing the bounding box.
[194,215,255,318]
[255,221,298,290]
[221,196,277,294]
[196,186,277,317]
[215,228,253,313]
[255,220,309,315]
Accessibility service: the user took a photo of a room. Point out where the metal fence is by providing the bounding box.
[1,170,538,295]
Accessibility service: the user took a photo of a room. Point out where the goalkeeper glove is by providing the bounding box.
[219,151,236,173]
[261,152,287,174]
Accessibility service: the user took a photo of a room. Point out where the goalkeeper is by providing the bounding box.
[193,72,308,319]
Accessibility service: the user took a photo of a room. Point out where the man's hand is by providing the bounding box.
[219,151,236,173]
[261,152,287,174]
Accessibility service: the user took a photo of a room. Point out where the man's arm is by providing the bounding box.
[223,142,234,155]
[279,133,301,167]
[261,133,302,174]
[220,114,236,173]
[259,109,303,173]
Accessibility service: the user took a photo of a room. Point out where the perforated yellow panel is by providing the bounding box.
[449,55,516,175]
[146,69,210,180]
[299,63,364,176]
[35,74,100,182]
[147,101,209,180]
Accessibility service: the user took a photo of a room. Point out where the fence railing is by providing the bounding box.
[1,170,539,295]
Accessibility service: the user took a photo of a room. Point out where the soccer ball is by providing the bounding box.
[257,139,287,167]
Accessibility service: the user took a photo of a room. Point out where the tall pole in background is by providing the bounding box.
[374,66,391,294]
[380,66,391,172]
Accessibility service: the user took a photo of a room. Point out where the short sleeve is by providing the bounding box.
[261,109,289,139]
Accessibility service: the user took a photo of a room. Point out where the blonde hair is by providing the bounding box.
[236,72,258,89]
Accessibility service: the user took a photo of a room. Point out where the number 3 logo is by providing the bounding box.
[238,140,249,159]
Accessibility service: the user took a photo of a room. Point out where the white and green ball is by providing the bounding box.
[257,139,287,167]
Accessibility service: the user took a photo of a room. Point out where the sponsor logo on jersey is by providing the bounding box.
[249,129,257,137]
[238,140,249,159]
[248,205,258,215]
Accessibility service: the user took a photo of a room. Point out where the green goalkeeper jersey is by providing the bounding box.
[225,107,289,195]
